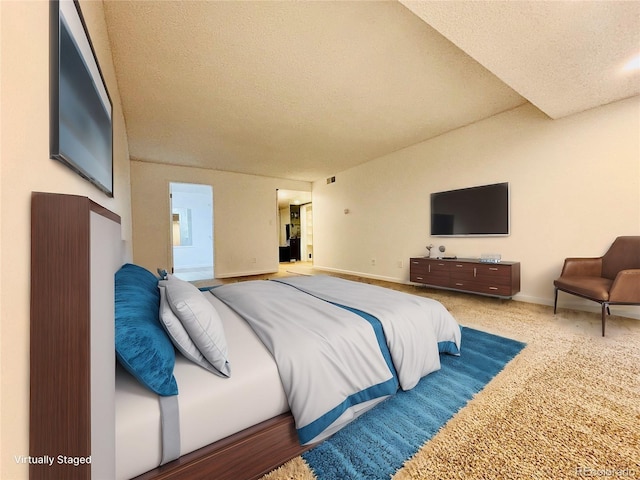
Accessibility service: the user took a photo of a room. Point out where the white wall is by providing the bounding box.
[312,98,640,318]
[131,161,311,277]
[0,1,133,478]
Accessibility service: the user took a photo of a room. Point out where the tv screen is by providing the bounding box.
[50,0,113,196]
[430,182,509,236]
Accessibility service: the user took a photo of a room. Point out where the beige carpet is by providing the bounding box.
[257,272,640,480]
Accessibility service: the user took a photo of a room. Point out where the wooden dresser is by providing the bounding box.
[410,257,520,299]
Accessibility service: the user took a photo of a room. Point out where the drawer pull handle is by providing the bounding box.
[455,264,463,268]
[489,286,498,290]
[455,283,464,286]
[416,277,423,280]
[489,267,499,271]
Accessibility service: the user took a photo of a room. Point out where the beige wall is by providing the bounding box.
[0,1,133,478]
[130,161,310,277]
[312,98,640,318]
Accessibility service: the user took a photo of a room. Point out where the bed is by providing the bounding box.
[114,266,461,480]
[30,192,461,480]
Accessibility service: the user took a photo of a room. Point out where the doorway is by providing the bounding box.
[170,182,214,281]
[277,189,312,264]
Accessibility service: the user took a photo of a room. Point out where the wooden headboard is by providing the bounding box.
[30,192,121,479]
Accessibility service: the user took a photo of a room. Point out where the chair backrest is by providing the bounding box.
[601,236,640,280]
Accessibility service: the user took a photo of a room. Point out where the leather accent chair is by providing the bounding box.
[554,236,640,336]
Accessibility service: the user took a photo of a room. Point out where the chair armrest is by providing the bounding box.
[560,257,602,277]
[609,269,640,303]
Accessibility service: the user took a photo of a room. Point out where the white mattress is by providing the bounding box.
[115,292,289,480]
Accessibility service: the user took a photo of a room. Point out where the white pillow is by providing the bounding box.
[162,276,231,377]
[158,285,223,375]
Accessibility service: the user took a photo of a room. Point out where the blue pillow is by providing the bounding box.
[115,263,178,396]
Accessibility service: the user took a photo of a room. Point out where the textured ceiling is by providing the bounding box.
[103,1,640,183]
[400,0,640,119]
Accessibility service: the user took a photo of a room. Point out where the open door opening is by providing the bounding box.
[277,189,312,264]
[170,182,214,281]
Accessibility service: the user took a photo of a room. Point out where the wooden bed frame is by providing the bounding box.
[133,414,310,480]
[30,192,310,480]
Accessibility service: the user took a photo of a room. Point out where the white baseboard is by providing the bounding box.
[545,293,640,320]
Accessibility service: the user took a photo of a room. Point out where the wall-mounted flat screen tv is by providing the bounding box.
[50,0,113,196]
[430,182,509,236]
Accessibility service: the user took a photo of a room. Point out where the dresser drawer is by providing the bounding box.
[449,262,476,281]
[474,264,512,284]
[450,280,514,297]
[409,260,428,275]
[410,272,449,287]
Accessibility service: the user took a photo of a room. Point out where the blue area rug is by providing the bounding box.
[302,327,526,479]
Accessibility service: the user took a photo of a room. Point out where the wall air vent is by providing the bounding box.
[326,176,336,184]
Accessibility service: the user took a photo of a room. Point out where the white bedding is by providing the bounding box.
[211,280,399,445]
[275,275,461,390]
[115,293,289,480]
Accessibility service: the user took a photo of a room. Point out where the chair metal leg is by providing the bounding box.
[553,288,558,314]
[601,303,608,336]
